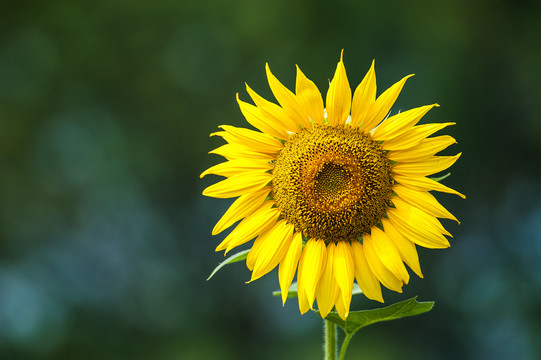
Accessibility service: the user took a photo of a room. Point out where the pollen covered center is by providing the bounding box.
[272,124,393,242]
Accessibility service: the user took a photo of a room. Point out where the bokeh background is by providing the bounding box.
[1,0,540,359]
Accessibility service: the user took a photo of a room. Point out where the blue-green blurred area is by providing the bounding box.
[1,0,540,359]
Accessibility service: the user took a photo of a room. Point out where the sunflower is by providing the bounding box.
[202,52,464,320]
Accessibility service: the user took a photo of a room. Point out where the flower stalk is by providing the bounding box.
[324,319,337,360]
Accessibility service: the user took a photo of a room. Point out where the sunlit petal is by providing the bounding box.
[295,65,325,125]
[279,231,303,304]
[351,60,376,128]
[326,50,351,126]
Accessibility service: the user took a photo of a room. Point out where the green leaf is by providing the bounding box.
[321,296,434,335]
[430,172,451,182]
[206,249,250,280]
[272,282,364,299]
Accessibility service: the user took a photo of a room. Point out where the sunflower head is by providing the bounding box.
[272,124,394,243]
[202,52,464,320]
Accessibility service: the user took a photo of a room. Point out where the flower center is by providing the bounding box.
[314,163,352,202]
[272,124,393,243]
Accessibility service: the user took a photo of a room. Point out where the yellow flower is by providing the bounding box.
[202,52,464,320]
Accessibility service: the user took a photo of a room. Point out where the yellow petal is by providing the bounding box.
[387,201,450,249]
[296,241,313,314]
[350,241,383,302]
[393,174,466,199]
[202,171,272,199]
[246,84,301,132]
[361,74,414,132]
[236,93,290,139]
[223,201,280,254]
[388,135,457,162]
[381,219,423,278]
[326,51,351,126]
[295,65,325,125]
[333,241,355,315]
[316,242,340,318]
[363,234,403,293]
[209,143,275,161]
[297,282,311,315]
[212,186,271,235]
[266,63,309,128]
[393,184,458,223]
[200,159,273,179]
[214,236,231,253]
[392,196,452,236]
[370,227,410,284]
[250,220,295,281]
[279,231,303,305]
[334,289,348,320]
[372,104,438,141]
[392,153,461,177]
[216,125,283,154]
[246,225,270,269]
[297,238,327,307]
[351,60,376,128]
[381,122,455,151]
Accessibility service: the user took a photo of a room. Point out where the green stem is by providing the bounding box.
[338,333,353,360]
[324,319,337,360]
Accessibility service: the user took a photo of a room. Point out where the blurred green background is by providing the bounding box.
[1,0,540,359]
